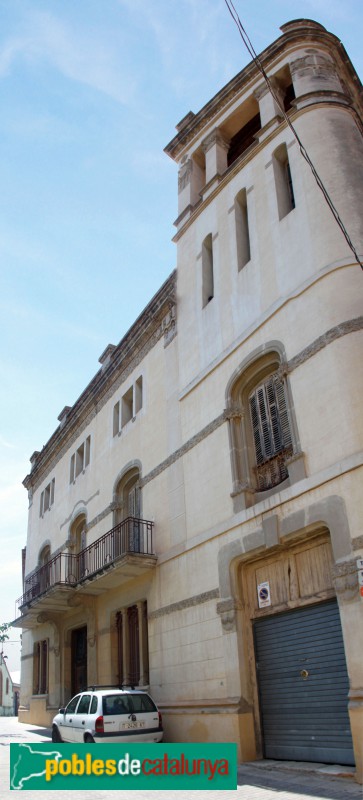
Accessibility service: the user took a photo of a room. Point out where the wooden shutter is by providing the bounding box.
[274,377,292,450]
[249,375,291,463]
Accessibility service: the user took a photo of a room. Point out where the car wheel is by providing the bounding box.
[84,733,95,744]
[51,725,63,743]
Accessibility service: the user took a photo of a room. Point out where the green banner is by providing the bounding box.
[10,742,237,790]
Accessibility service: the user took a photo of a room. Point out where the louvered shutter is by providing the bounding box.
[274,377,292,450]
[266,378,283,453]
[249,374,292,464]
[250,393,264,464]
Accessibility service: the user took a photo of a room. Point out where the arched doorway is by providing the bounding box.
[38,544,51,594]
[238,529,354,765]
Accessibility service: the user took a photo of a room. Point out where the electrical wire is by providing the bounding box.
[224,0,363,270]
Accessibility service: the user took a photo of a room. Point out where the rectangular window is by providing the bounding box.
[33,639,48,695]
[135,376,143,414]
[70,436,91,483]
[39,478,55,517]
[113,377,143,436]
[122,387,133,427]
[116,601,149,687]
[113,401,121,436]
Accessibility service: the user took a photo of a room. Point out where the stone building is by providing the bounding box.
[14,19,363,780]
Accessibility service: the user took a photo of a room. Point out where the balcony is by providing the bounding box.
[16,517,156,620]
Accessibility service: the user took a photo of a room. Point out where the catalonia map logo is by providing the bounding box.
[10,742,237,790]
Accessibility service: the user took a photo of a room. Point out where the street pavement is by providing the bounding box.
[0,716,361,799]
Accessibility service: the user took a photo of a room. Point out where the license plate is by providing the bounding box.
[121,721,145,729]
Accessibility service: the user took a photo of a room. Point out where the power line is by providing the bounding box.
[224,0,363,270]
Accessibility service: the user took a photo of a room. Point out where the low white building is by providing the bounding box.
[0,656,18,716]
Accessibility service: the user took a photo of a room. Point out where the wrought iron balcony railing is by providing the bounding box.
[18,517,154,610]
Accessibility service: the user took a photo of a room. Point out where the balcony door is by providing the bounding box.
[114,468,141,552]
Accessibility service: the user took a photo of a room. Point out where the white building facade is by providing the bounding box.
[15,20,363,781]
[0,656,18,716]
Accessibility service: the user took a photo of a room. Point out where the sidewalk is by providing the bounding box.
[0,716,360,799]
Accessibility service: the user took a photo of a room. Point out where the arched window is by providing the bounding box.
[202,233,214,307]
[38,545,51,567]
[226,346,305,511]
[235,188,251,270]
[273,142,295,219]
[114,467,141,524]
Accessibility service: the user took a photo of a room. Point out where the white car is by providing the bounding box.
[51,686,163,744]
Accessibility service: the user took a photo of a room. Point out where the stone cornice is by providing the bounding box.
[164,19,361,162]
[24,271,176,491]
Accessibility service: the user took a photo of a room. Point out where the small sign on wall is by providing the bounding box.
[257,581,271,608]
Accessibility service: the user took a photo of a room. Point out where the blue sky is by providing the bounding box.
[1,0,362,674]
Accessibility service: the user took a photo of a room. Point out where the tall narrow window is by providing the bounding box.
[33,639,48,695]
[273,143,295,219]
[135,376,143,414]
[39,478,55,516]
[70,436,91,482]
[116,601,149,687]
[202,233,214,307]
[122,387,133,427]
[235,188,251,270]
[113,401,121,436]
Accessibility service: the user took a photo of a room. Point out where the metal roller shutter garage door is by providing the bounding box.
[253,599,354,764]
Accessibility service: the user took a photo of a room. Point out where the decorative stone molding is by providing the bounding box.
[254,77,282,103]
[216,597,243,632]
[352,535,363,551]
[225,404,244,421]
[332,559,359,602]
[162,305,177,346]
[276,361,290,380]
[178,159,193,192]
[288,317,363,373]
[141,413,226,488]
[290,53,340,82]
[148,588,219,620]
[201,129,230,154]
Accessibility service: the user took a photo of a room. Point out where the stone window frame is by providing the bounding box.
[201,233,214,307]
[115,600,149,688]
[39,478,55,517]
[112,375,144,437]
[33,638,48,695]
[234,187,251,270]
[69,435,91,484]
[226,342,305,512]
[272,142,296,220]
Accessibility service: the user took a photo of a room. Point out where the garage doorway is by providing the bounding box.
[253,599,354,764]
